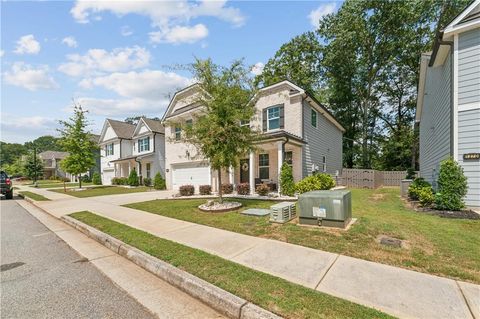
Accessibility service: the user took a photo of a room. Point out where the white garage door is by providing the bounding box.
[172,164,210,190]
[102,169,115,185]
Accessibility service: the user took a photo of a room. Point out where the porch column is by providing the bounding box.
[119,164,123,177]
[114,163,117,177]
[277,141,283,195]
[249,151,255,195]
[229,166,234,185]
[128,162,131,175]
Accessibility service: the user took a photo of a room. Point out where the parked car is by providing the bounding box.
[0,171,13,199]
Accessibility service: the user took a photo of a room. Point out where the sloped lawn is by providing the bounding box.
[125,188,480,283]
[50,186,151,198]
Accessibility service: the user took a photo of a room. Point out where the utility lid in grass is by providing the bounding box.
[241,208,270,216]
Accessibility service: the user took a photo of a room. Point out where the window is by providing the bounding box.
[259,154,269,179]
[321,156,326,172]
[311,108,317,127]
[105,143,114,156]
[267,106,280,130]
[138,137,150,152]
[146,163,151,178]
[284,151,293,166]
[240,120,250,127]
[174,126,181,141]
[185,119,193,127]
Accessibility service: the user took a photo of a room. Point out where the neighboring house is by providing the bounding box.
[416,0,480,207]
[98,117,165,185]
[162,80,345,194]
[38,151,72,180]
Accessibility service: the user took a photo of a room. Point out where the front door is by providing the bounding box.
[240,159,249,183]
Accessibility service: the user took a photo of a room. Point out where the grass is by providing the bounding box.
[50,186,151,198]
[31,182,93,189]
[71,211,393,319]
[19,191,50,201]
[125,188,480,284]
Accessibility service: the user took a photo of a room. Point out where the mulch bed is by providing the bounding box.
[405,199,480,220]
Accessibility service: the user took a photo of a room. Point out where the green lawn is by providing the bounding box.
[125,188,480,284]
[31,182,93,189]
[50,186,151,198]
[71,211,393,319]
[19,191,50,201]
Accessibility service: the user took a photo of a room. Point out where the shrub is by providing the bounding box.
[127,169,139,187]
[221,183,233,194]
[418,187,434,207]
[405,167,416,180]
[61,177,70,182]
[256,183,270,196]
[153,173,166,190]
[81,174,92,183]
[408,177,431,201]
[199,185,212,195]
[295,173,335,194]
[92,173,102,185]
[179,185,194,196]
[143,177,152,187]
[49,176,57,181]
[236,183,250,195]
[435,159,468,211]
[112,177,128,185]
[280,162,295,196]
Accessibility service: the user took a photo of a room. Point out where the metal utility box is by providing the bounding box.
[270,202,296,223]
[298,190,352,228]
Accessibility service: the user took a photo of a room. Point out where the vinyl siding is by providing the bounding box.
[457,109,480,207]
[458,28,480,105]
[419,54,451,187]
[302,101,343,178]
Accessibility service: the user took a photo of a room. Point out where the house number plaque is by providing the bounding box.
[463,153,480,160]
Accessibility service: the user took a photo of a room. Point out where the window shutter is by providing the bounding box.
[279,105,285,129]
[262,109,267,132]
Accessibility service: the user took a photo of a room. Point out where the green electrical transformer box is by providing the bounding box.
[298,190,352,228]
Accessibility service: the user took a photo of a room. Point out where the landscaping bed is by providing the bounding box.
[70,211,393,319]
[50,186,151,198]
[406,200,480,220]
[126,187,480,284]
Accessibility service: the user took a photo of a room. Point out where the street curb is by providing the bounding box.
[17,193,34,203]
[61,215,282,319]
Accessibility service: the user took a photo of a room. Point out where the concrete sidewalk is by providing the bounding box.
[32,195,479,319]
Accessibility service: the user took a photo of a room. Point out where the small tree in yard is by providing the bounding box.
[153,172,166,190]
[435,158,468,211]
[58,103,98,189]
[24,154,43,181]
[280,162,295,196]
[127,169,139,187]
[174,58,259,203]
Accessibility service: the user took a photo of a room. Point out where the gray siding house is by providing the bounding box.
[416,1,480,207]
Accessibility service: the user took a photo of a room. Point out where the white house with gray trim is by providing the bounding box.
[416,0,480,207]
[162,80,345,194]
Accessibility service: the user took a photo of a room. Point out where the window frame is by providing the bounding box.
[174,126,182,141]
[311,108,317,128]
[258,153,270,180]
[138,137,150,153]
[240,119,250,127]
[267,106,280,131]
[284,151,293,167]
[105,143,114,156]
[321,155,327,172]
[146,163,151,178]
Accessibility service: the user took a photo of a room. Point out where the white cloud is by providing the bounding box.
[80,70,192,100]
[149,24,208,44]
[0,115,54,130]
[121,25,133,36]
[251,62,264,76]
[62,36,78,48]
[72,97,165,116]
[70,0,245,44]
[14,34,41,55]
[0,50,4,57]
[308,3,336,28]
[58,46,151,77]
[3,62,59,91]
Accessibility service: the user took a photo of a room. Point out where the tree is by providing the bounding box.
[127,169,139,187]
[57,103,98,188]
[24,153,43,180]
[124,116,160,125]
[175,58,259,203]
[0,142,27,167]
[279,162,295,196]
[24,136,64,153]
[153,172,166,190]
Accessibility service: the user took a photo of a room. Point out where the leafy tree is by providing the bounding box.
[24,135,64,153]
[175,58,259,203]
[92,172,102,185]
[255,32,323,93]
[2,157,26,177]
[127,169,139,187]
[435,159,468,211]
[279,162,295,196]
[0,142,27,167]
[153,172,166,190]
[57,103,98,188]
[24,154,44,180]
[124,116,160,125]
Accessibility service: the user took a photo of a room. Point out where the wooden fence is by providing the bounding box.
[336,169,417,189]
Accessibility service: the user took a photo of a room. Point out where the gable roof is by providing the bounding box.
[106,119,136,139]
[443,0,480,37]
[38,151,69,160]
[162,83,202,122]
[142,117,164,133]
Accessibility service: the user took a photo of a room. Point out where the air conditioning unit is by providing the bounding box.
[298,190,352,228]
[270,201,296,223]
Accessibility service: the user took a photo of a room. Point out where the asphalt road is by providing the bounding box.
[0,196,156,319]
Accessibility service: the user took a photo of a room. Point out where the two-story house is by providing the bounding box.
[98,117,165,185]
[162,80,345,194]
[416,0,480,207]
[38,151,71,180]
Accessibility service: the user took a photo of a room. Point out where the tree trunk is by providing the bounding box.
[218,169,223,204]
[78,175,82,189]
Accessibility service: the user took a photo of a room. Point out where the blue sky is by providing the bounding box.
[1,1,340,143]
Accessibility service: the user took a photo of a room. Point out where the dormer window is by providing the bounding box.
[105,143,114,156]
[138,137,150,152]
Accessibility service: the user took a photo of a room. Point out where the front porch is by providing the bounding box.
[111,153,157,182]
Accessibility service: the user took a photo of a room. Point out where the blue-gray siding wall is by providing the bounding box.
[419,54,451,187]
[458,28,480,105]
[302,101,343,178]
[457,28,480,207]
